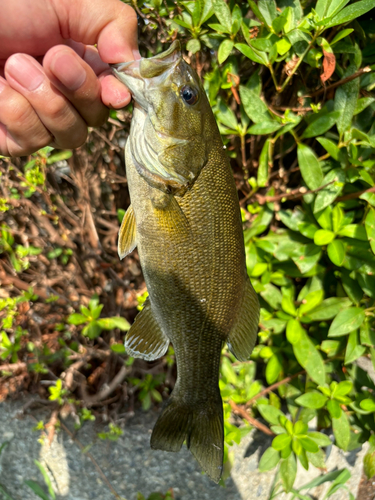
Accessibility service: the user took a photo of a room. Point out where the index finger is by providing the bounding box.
[51,0,139,63]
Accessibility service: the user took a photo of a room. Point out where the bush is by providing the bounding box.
[0,0,375,496]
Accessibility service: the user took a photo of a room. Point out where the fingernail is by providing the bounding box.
[132,49,141,60]
[50,53,86,91]
[7,54,44,91]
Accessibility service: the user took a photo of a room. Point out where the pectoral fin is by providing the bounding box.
[227,278,260,362]
[151,192,190,236]
[118,204,137,260]
[125,298,169,361]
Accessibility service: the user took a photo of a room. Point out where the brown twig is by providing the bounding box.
[337,186,375,202]
[246,370,306,409]
[255,181,335,205]
[82,365,129,407]
[308,67,372,98]
[229,400,275,436]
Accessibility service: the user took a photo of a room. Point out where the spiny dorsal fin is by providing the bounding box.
[125,298,169,361]
[118,204,137,260]
[227,278,260,361]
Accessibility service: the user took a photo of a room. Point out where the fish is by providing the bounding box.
[111,41,259,483]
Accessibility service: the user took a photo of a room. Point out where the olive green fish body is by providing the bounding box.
[112,42,259,483]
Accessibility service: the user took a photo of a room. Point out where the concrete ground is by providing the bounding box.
[0,396,368,500]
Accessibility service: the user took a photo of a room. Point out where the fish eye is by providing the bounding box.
[180,85,198,105]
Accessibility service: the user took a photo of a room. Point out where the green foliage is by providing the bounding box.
[68,295,130,340]
[133,0,375,493]
[97,423,124,441]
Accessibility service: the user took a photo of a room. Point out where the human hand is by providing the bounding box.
[0,0,138,157]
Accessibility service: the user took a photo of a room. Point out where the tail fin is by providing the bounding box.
[150,394,224,483]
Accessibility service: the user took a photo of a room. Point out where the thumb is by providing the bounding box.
[51,0,139,63]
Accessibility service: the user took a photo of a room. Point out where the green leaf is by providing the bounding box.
[110,343,126,354]
[235,43,268,65]
[276,38,292,55]
[316,137,341,161]
[302,111,341,139]
[259,447,280,472]
[212,0,232,32]
[332,411,350,451]
[97,317,130,331]
[331,28,354,45]
[280,452,297,493]
[337,224,367,240]
[313,168,346,213]
[186,38,201,54]
[293,328,326,385]
[68,314,88,326]
[218,39,234,63]
[299,290,324,316]
[334,64,360,136]
[286,318,303,344]
[365,208,375,254]
[258,0,277,26]
[297,144,323,190]
[360,398,375,412]
[353,96,375,115]
[24,481,51,500]
[248,121,282,135]
[345,329,366,364]
[258,138,271,188]
[314,229,335,246]
[299,436,319,453]
[315,0,350,19]
[34,460,56,500]
[364,448,375,479]
[266,353,283,384]
[257,404,285,425]
[327,399,342,418]
[326,0,375,27]
[295,391,328,409]
[239,85,270,123]
[328,307,366,337]
[327,239,345,266]
[272,433,292,450]
[308,431,332,446]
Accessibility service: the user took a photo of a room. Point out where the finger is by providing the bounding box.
[43,46,109,127]
[51,0,139,63]
[5,53,88,150]
[99,73,132,108]
[0,76,52,157]
[73,44,132,108]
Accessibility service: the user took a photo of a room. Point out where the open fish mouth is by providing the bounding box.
[111,41,198,195]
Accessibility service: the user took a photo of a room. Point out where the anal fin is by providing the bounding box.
[227,278,260,361]
[125,298,169,361]
[118,204,137,260]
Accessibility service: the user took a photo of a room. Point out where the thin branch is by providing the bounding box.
[308,67,372,98]
[256,181,335,205]
[82,365,129,406]
[229,400,275,436]
[246,370,306,409]
[337,185,375,202]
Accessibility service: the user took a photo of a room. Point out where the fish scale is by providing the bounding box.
[112,41,259,483]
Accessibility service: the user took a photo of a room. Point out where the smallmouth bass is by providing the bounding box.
[112,41,259,483]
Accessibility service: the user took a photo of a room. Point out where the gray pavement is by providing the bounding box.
[0,397,367,500]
